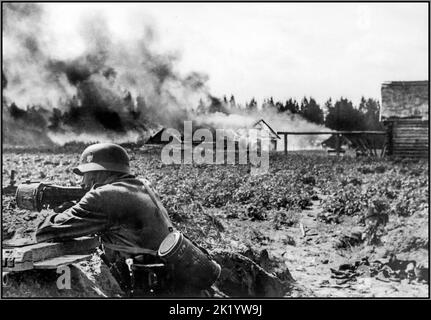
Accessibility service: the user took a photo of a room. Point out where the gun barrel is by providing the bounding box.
[41,185,87,209]
[15,182,87,212]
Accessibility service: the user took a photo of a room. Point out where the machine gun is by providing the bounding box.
[2,170,87,210]
[3,181,96,273]
[15,181,87,212]
[6,180,221,295]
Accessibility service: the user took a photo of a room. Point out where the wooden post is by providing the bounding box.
[335,134,340,157]
[10,170,16,186]
[284,133,288,156]
[386,121,393,156]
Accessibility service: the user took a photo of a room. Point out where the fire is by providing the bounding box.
[3,3,329,150]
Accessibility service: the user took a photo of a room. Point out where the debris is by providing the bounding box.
[226,212,239,219]
[317,211,341,224]
[334,231,363,249]
[415,264,429,284]
[336,278,354,285]
[299,223,306,237]
[306,232,318,237]
[282,235,296,246]
[272,209,300,229]
[247,206,267,221]
[319,280,330,287]
[331,255,427,284]
[197,202,225,233]
[363,198,389,245]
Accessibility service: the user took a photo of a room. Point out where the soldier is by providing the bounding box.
[35,143,200,297]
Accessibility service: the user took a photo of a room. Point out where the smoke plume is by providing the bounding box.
[3,3,208,145]
[3,3,329,150]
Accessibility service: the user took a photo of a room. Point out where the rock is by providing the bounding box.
[282,235,296,246]
[415,266,429,284]
[334,231,364,249]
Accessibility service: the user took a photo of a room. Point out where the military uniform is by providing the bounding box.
[36,174,177,296]
[35,143,215,297]
[36,175,172,251]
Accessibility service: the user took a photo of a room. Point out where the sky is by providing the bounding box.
[21,3,431,106]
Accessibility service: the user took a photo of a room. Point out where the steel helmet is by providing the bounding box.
[73,143,130,176]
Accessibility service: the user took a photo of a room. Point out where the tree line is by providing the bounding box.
[222,95,385,131]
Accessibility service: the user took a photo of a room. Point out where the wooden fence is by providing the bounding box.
[276,131,387,156]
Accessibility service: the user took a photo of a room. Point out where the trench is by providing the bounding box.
[2,249,302,298]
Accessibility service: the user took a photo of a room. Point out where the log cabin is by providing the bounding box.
[380,81,429,158]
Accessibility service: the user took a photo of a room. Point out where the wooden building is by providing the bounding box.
[380,81,429,158]
[252,119,281,151]
[146,127,182,145]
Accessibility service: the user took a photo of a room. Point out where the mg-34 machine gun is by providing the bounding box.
[2,181,98,273]
[15,181,87,212]
[3,181,221,294]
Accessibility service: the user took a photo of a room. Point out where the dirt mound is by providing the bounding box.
[211,249,310,297]
[3,257,123,297]
[3,249,301,298]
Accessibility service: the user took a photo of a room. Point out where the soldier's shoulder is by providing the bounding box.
[94,178,156,208]
[95,178,144,193]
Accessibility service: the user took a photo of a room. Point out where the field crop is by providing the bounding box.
[2,148,429,297]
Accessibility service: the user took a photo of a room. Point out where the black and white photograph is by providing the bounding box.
[1,1,429,303]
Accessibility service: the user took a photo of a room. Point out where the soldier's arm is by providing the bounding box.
[35,189,109,242]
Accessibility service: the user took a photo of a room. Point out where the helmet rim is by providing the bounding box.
[73,161,130,176]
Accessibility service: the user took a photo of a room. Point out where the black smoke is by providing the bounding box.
[3,3,212,145]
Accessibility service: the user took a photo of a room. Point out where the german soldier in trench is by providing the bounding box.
[35,143,219,297]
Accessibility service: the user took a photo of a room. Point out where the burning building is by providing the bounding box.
[146,128,182,145]
[252,119,281,151]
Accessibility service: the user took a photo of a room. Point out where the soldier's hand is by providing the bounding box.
[53,201,77,213]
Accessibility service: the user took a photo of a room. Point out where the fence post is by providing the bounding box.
[284,133,288,156]
[335,134,340,157]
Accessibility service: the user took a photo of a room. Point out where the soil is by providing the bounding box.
[215,190,428,297]
[2,149,429,297]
